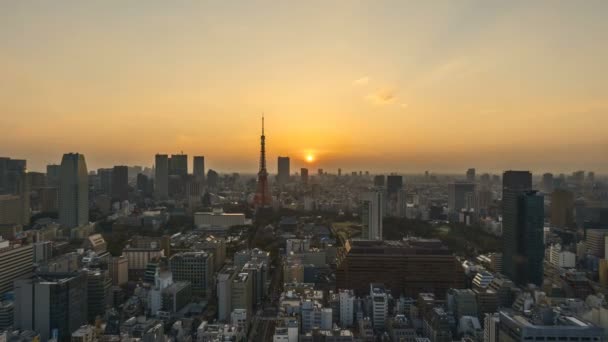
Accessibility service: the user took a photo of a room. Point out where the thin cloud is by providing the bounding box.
[366,88,396,105]
[353,77,370,86]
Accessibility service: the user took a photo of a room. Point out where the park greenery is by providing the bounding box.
[333,217,501,257]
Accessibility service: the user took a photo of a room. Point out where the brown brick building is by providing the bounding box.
[336,239,464,298]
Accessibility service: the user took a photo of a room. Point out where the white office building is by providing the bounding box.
[472,271,495,290]
[361,191,383,240]
[370,283,388,330]
[548,243,576,269]
[339,289,355,327]
[484,313,500,342]
[217,266,237,322]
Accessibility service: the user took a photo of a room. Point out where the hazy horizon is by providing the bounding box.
[14,151,607,178]
[2,1,607,173]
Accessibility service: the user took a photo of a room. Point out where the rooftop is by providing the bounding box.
[500,309,601,330]
[345,238,451,255]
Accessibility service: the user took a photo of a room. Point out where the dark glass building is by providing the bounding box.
[14,272,88,342]
[169,153,188,176]
[277,156,290,185]
[373,175,385,187]
[502,171,544,286]
[193,156,205,182]
[300,168,309,185]
[111,165,129,201]
[386,175,403,197]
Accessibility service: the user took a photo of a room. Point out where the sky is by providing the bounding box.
[1,1,607,174]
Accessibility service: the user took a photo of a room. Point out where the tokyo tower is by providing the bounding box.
[254,115,272,207]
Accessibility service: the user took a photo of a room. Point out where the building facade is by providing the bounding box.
[154,154,169,199]
[360,191,383,240]
[170,251,214,298]
[336,239,464,298]
[277,156,290,185]
[59,153,88,228]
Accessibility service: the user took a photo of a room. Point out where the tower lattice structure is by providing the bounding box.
[254,115,272,207]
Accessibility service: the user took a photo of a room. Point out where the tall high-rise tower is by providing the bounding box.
[361,191,384,240]
[254,116,272,207]
[154,154,169,199]
[169,153,188,176]
[111,165,129,201]
[59,153,88,228]
[277,156,290,185]
[193,156,205,182]
[502,170,543,286]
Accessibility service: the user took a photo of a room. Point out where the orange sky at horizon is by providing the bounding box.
[1,1,607,174]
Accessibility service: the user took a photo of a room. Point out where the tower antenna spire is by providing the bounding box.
[254,113,271,208]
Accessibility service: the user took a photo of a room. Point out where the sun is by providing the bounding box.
[306,154,315,163]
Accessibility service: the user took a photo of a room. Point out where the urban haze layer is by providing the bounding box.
[0,117,607,342]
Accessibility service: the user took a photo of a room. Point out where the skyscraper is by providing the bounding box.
[169,153,188,176]
[136,173,153,197]
[277,156,290,185]
[588,171,595,184]
[59,153,88,228]
[26,172,44,190]
[373,175,385,187]
[97,168,112,195]
[503,170,532,192]
[361,191,383,240]
[14,272,88,342]
[502,171,543,286]
[386,175,403,197]
[448,182,475,219]
[46,164,61,188]
[502,170,532,285]
[254,116,272,207]
[301,168,309,185]
[0,158,29,224]
[0,157,26,195]
[206,169,219,190]
[386,175,403,216]
[466,168,476,182]
[193,156,205,182]
[542,173,554,193]
[0,195,25,225]
[154,154,168,199]
[551,189,575,229]
[111,165,128,201]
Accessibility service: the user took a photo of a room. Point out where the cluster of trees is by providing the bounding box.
[383,217,501,257]
[100,214,193,256]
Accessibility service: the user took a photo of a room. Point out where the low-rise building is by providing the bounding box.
[194,209,245,228]
[498,309,604,341]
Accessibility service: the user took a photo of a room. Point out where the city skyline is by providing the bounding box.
[3,3,608,341]
[2,1,608,173]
